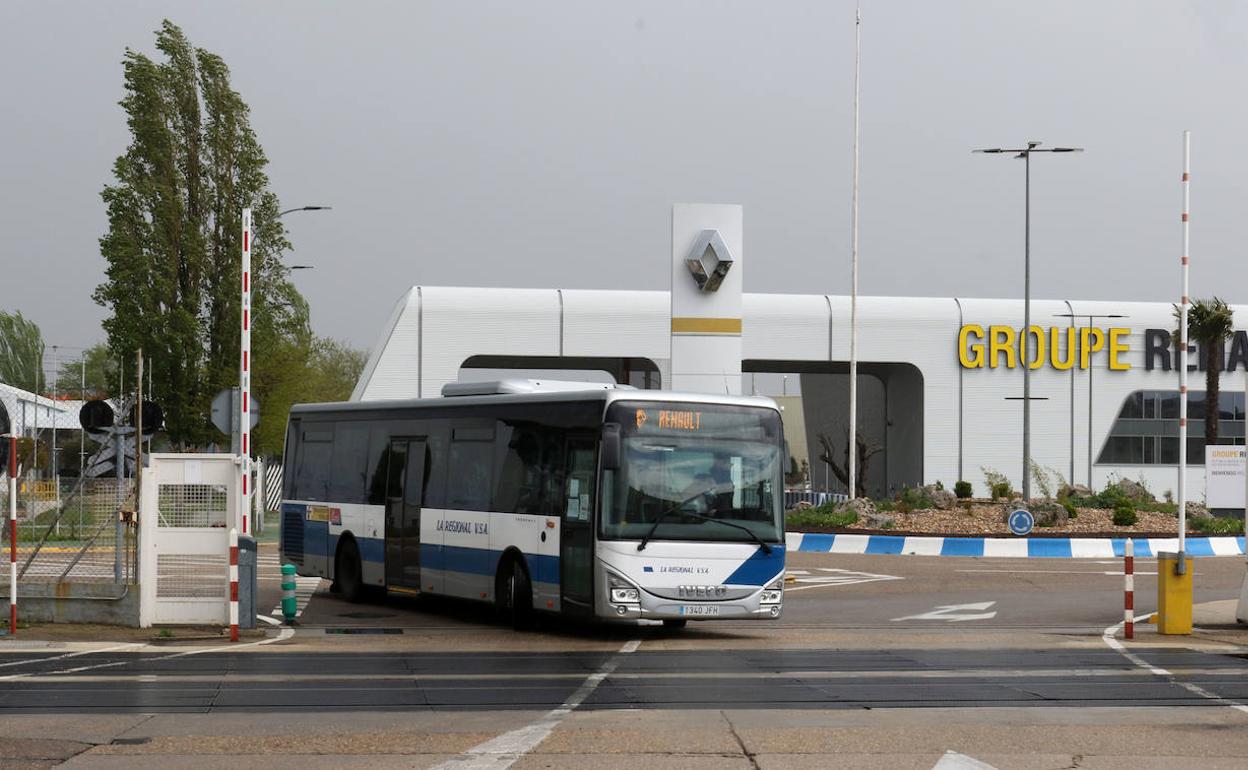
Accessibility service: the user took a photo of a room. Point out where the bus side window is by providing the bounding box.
[448,433,493,511]
[564,441,595,522]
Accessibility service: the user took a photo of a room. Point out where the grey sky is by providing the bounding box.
[3,1,1246,373]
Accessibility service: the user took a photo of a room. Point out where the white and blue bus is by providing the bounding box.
[280,380,785,627]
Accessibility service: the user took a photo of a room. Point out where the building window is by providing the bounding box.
[1098,390,1245,466]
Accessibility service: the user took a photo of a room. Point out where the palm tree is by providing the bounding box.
[1174,297,1236,445]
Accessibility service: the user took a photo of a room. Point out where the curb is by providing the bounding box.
[785,532,1246,558]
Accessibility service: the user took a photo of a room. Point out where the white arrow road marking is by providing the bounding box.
[891,601,997,622]
[786,567,904,592]
[931,750,1000,769]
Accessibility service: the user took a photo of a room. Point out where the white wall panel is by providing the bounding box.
[357,289,421,400]
[562,289,668,360]
[420,287,561,397]
[742,294,830,361]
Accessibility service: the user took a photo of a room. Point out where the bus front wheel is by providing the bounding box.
[335,539,364,603]
[496,558,533,631]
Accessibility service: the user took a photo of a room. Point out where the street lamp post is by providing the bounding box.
[974,142,1083,503]
[1055,313,1126,490]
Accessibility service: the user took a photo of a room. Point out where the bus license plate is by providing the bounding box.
[680,604,720,617]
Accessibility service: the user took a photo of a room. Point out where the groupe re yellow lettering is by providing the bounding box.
[657,410,702,430]
[958,325,1132,370]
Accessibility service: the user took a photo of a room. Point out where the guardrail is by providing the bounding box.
[784,490,849,509]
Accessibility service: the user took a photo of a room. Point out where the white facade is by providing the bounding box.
[0,383,83,434]
[354,286,1244,499]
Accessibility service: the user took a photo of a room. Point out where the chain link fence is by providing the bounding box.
[1,476,137,584]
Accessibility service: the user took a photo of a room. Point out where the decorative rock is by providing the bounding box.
[929,488,957,511]
[843,497,877,518]
[1113,478,1155,504]
[1184,501,1211,520]
[1059,484,1092,499]
[1030,501,1069,528]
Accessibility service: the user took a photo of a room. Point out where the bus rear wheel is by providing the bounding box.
[335,539,364,603]
[496,558,534,631]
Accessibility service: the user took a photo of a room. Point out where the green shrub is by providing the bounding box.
[785,506,859,530]
[1061,499,1078,519]
[1112,503,1138,527]
[982,466,1010,499]
[895,486,934,514]
[1188,516,1245,535]
[954,481,973,499]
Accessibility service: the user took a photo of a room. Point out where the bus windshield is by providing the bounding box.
[599,402,784,544]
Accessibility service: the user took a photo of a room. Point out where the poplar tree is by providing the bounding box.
[94,21,307,447]
[0,310,45,392]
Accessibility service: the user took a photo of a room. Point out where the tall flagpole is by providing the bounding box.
[847,3,862,499]
[1177,131,1190,570]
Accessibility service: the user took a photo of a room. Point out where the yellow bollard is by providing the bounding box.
[1156,552,1193,635]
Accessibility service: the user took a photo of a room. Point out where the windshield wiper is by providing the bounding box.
[636,487,715,552]
[636,489,773,554]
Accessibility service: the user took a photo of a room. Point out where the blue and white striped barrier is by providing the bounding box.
[784,491,849,509]
[784,532,1246,558]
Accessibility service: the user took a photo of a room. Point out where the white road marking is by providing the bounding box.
[932,750,999,769]
[0,642,145,669]
[430,638,642,770]
[786,567,904,592]
[956,569,1158,576]
[892,601,997,623]
[1102,616,1248,714]
[0,626,295,682]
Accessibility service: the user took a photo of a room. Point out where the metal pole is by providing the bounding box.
[9,435,17,636]
[79,355,85,538]
[1022,148,1032,503]
[113,426,122,584]
[51,346,57,499]
[51,347,58,536]
[1088,317,1095,488]
[1177,130,1190,571]
[847,2,862,500]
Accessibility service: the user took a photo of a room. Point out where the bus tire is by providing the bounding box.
[662,619,688,629]
[496,557,534,631]
[335,538,364,603]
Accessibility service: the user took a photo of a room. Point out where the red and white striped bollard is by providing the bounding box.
[1124,537,1134,640]
[229,527,239,642]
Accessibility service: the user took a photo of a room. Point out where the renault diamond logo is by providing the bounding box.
[684,229,733,293]
[635,409,648,429]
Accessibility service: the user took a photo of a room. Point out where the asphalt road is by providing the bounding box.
[3,549,1248,768]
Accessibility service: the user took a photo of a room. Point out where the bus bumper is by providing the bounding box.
[599,590,783,622]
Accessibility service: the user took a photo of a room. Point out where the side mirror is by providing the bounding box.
[601,423,621,471]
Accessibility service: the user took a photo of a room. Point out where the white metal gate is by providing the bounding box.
[139,454,240,627]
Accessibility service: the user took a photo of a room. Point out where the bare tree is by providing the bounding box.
[817,429,882,499]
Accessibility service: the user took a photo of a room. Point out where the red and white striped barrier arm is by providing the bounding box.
[8,436,16,637]
[239,208,252,536]
[1124,537,1134,640]
[229,527,239,642]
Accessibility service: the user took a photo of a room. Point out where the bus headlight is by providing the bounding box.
[607,572,640,605]
[760,577,783,604]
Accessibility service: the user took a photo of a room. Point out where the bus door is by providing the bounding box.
[384,438,426,591]
[560,435,596,615]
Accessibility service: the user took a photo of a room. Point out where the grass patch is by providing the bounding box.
[1188,517,1245,535]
